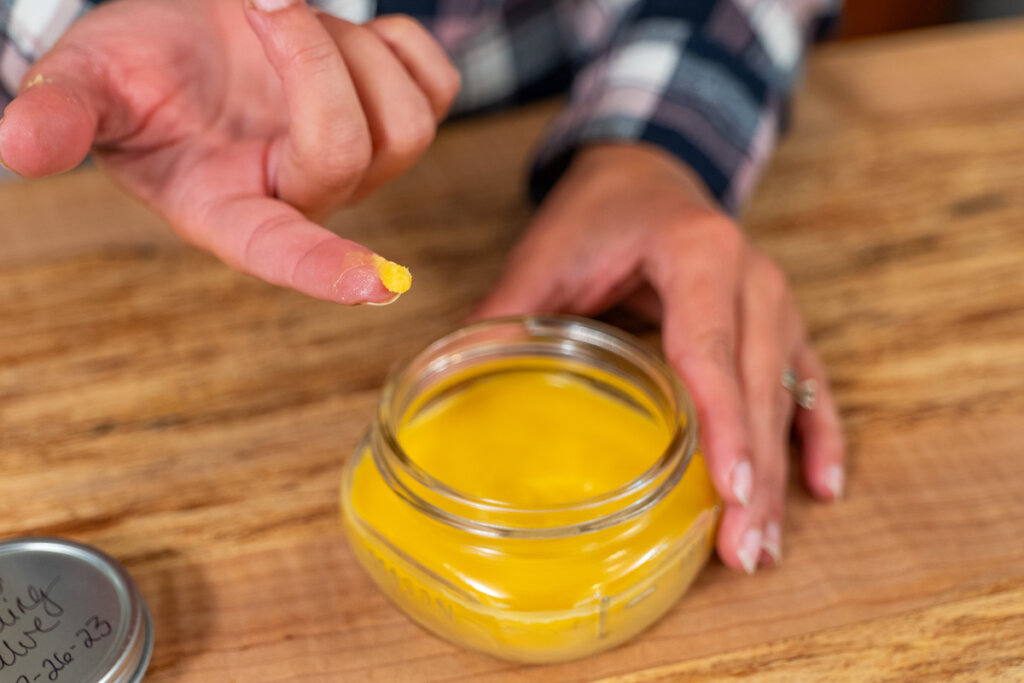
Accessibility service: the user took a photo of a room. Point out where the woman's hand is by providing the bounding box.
[476,143,845,573]
[0,0,459,304]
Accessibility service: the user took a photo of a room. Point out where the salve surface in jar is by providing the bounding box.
[340,317,720,663]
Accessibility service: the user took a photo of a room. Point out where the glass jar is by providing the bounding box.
[340,316,720,663]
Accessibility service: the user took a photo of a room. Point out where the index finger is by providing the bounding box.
[647,226,752,508]
[185,193,410,305]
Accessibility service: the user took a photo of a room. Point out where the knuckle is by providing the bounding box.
[438,62,462,105]
[756,475,786,507]
[751,375,788,421]
[305,134,372,186]
[708,218,745,256]
[286,40,340,74]
[662,213,745,265]
[696,329,734,368]
[775,381,795,421]
[242,212,291,273]
[755,256,789,300]
[387,109,436,158]
[676,327,734,372]
[748,440,787,486]
[374,13,424,37]
[761,457,789,493]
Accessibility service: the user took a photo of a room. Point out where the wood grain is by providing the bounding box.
[597,580,1024,682]
[2,20,1024,683]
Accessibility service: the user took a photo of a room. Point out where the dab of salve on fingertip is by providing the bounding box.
[25,74,49,89]
[372,255,412,295]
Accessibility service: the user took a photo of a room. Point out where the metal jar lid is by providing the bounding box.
[0,538,153,683]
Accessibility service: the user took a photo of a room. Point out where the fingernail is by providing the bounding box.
[333,252,407,305]
[826,464,845,499]
[762,521,782,564]
[731,460,752,507]
[248,0,299,12]
[363,294,401,307]
[737,527,762,575]
[334,263,401,305]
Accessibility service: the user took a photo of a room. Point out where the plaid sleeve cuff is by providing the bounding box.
[531,0,838,214]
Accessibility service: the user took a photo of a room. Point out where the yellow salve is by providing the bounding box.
[341,360,719,663]
[371,255,412,295]
[401,370,668,506]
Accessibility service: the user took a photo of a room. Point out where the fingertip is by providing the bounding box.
[331,252,410,305]
[800,415,846,501]
[761,519,782,565]
[825,463,845,499]
[808,462,845,501]
[333,264,400,305]
[184,195,408,307]
[0,83,96,178]
[286,241,407,306]
[794,345,846,502]
[716,506,761,575]
[729,459,753,507]
[695,414,754,509]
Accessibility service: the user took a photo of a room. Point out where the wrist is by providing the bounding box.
[570,142,720,212]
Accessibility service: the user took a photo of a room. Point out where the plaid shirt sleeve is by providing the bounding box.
[524,0,842,213]
[0,0,95,111]
[373,0,840,213]
[1,0,839,212]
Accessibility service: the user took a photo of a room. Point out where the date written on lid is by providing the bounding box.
[0,538,152,683]
[1,574,116,682]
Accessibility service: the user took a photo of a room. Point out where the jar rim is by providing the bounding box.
[372,315,700,538]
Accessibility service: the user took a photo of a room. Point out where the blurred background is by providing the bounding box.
[839,0,1024,38]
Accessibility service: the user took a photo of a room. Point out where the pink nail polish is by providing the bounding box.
[737,527,762,575]
[762,521,782,564]
[731,460,752,507]
[332,252,403,305]
[826,464,845,499]
[333,263,384,304]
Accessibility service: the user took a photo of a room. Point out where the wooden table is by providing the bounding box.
[3,19,1024,682]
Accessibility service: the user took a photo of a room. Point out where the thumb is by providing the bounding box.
[0,48,107,178]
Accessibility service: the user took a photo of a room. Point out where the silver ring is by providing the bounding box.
[782,367,817,410]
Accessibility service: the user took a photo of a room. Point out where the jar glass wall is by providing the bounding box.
[340,316,720,663]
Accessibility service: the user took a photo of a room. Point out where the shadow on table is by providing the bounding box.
[128,551,214,680]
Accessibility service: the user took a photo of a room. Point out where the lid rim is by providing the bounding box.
[0,536,154,683]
